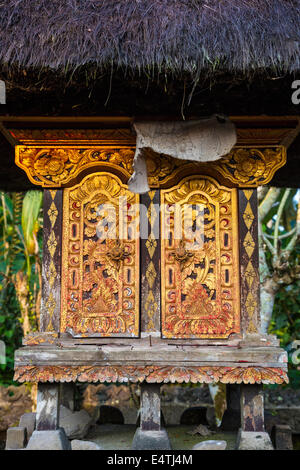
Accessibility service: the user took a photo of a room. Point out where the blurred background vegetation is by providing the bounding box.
[0,191,42,385]
[0,188,299,387]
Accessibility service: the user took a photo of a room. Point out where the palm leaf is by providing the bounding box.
[21,191,42,255]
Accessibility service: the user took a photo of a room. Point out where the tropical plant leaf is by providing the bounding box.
[21,191,42,255]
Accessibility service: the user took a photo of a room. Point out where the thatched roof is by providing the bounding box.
[0,0,299,79]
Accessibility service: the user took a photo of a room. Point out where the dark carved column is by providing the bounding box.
[240,384,264,432]
[36,383,60,431]
[238,189,260,335]
[40,189,63,332]
[140,191,161,334]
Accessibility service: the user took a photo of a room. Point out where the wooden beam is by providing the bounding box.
[140,383,161,431]
[240,384,264,432]
[36,383,60,431]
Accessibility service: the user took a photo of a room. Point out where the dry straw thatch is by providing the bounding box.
[0,0,299,80]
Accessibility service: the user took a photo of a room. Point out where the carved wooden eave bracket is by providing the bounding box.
[0,115,299,189]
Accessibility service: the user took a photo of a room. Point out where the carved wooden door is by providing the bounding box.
[60,170,240,339]
[61,172,140,337]
[160,176,240,339]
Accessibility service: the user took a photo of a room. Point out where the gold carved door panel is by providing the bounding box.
[61,172,140,337]
[161,176,240,339]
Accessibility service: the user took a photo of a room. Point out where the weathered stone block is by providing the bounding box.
[6,426,27,450]
[19,412,36,439]
[192,440,227,450]
[236,429,273,450]
[71,439,102,450]
[60,405,93,439]
[132,428,171,450]
[26,429,71,450]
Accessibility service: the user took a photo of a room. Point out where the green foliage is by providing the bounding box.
[0,191,42,385]
[269,279,300,388]
[22,191,42,256]
[0,281,23,385]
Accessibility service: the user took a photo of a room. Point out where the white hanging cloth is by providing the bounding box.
[128,115,237,194]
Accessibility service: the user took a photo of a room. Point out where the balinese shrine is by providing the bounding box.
[1,0,300,451]
[0,115,298,449]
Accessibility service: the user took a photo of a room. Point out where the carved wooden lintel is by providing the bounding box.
[15,144,286,189]
[14,365,289,385]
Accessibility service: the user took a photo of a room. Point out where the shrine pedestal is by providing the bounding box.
[14,334,288,449]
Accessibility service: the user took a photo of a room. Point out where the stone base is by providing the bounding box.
[71,439,102,450]
[19,413,36,440]
[236,429,273,450]
[131,428,172,450]
[271,424,293,450]
[26,429,71,450]
[6,426,27,450]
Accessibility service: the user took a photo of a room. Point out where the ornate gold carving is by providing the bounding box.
[171,240,194,272]
[243,232,255,258]
[15,144,286,189]
[243,202,255,229]
[106,239,130,270]
[47,201,58,227]
[144,191,159,332]
[47,231,57,258]
[161,176,240,339]
[61,172,140,337]
[215,147,286,186]
[15,146,135,187]
[14,365,288,385]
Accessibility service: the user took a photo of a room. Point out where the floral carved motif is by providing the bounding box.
[61,172,140,336]
[15,146,135,187]
[14,365,289,385]
[215,147,286,186]
[15,145,286,188]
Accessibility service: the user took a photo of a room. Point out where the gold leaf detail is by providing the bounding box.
[245,260,256,288]
[243,190,253,201]
[146,261,157,289]
[243,232,255,258]
[245,292,257,318]
[47,202,58,228]
[243,202,255,229]
[47,260,57,288]
[47,231,57,258]
[49,190,57,201]
[45,292,56,331]
[146,237,157,259]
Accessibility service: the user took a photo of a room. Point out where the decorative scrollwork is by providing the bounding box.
[170,240,194,272]
[15,146,135,187]
[14,365,289,385]
[161,175,240,339]
[61,172,140,336]
[215,147,286,186]
[15,144,286,189]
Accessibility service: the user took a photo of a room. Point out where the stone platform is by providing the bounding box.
[84,424,237,450]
